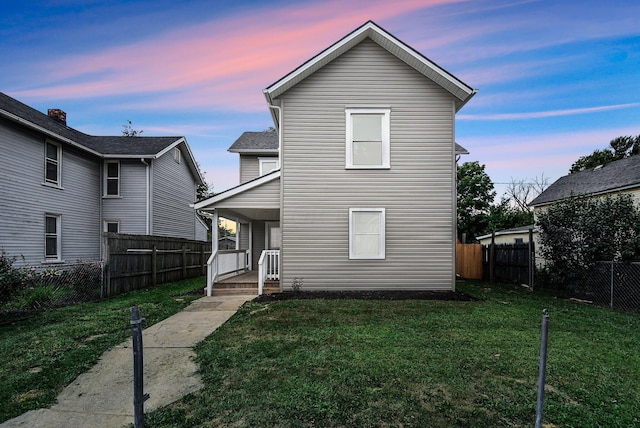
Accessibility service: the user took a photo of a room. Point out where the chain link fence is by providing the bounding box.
[1,259,104,318]
[565,261,640,313]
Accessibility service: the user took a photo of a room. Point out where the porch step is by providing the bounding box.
[211,281,279,296]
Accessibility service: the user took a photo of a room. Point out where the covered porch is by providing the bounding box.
[193,172,281,296]
[211,271,280,295]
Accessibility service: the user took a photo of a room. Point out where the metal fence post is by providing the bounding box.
[130,306,149,428]
[535,309,550,428]
[610,261,614,309]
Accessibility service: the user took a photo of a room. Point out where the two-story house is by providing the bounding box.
[194,21,476,294]
[0,92,206,268]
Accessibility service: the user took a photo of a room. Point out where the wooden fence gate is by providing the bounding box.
[457,243,483,280]
[483,242,534,285]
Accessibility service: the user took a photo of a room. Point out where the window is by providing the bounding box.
[45,214,61,261]
[259,157,280,175]
[105,161,120,196]
[346,108,390,169]
[104,221,119,233]
[174,147,181,164]
[349,208,385,259]
[44,141,61,185]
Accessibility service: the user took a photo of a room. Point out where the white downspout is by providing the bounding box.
[267,103,282,289]
[267,104,282,160]
[141,158,150,235]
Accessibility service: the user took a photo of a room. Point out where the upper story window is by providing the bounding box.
[345,108,390,169]
[45,214,61,261]
[105,161,120,196]
[174,147,181,164]
[259,157,280,176]
[44,141,62,186]
[349,208,386,259]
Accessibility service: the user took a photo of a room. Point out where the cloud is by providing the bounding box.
[458,103,640,121]
[10,0,465,111]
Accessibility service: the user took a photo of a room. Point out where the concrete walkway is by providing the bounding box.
[1,295,256,428]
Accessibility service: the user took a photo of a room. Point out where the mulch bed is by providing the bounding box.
[253,289,476,302]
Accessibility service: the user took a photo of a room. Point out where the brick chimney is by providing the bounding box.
[47,109,67,125]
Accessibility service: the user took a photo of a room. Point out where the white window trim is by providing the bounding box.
[259,157,280,176]
[349,208,386,260]
[44,214,61,262]
[44,140,62,187]
[174,147,181,164]
[104,220,120,233]
[345,108,390,169]
[104,160,120,197]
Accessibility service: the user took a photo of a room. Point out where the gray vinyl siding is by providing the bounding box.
[214,178,280,210]
[239,155,279,183]
[239,155,260,183]
[238,223,250,249]
[195,216,208,241]
[278,38,456,291]
[102,160,148,235]
[153,147,198,239]
[251,222,266,270]
[0,120,101,266]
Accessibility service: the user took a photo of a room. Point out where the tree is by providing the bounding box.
[122,120,143,136]
[536,194,640,289]
[486,199,534,233]
[569,135,640,173]
[457,161,495,242]
[502,175,549,213]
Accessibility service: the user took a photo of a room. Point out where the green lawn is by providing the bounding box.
[145,282,640,427]
[0,277,205,423]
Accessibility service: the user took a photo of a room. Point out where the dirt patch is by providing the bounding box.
[254,289,476,302]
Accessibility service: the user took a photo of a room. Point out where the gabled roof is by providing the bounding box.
[263,20,476,123]
[229,128,469,155]
[530,155,640,207]
[228,130,278,154]
[0,92,204,184]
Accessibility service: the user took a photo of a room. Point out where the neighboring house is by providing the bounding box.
[194,21,476,294]
[477,225,537,246]
[218,235,237,250]
[0,92,206,268]
[530,155,640,209]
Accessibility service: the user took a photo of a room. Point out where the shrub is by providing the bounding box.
[0,254,27,306]
[536,194,640,291]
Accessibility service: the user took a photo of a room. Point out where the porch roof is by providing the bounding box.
[194,170,280,221]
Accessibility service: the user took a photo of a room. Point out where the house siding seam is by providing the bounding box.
[152,147,197,239]
[278,38,456,291]
[0,119,101,266]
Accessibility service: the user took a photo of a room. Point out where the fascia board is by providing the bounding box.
[263,21,475,106]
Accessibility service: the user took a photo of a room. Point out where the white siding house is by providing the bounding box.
[194,21,476,294]
[0,92,206,268]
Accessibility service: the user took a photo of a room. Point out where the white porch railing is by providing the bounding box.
[206,249,250,296]
[258,250,280,295]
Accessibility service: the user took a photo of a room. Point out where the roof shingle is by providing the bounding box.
[530,155,640,206]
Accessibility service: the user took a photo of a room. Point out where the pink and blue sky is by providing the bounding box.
[2,0,639,197]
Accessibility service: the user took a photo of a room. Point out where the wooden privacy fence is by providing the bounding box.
[483,242,534,286]
[457,243,483,280]
[103,233,211,297]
